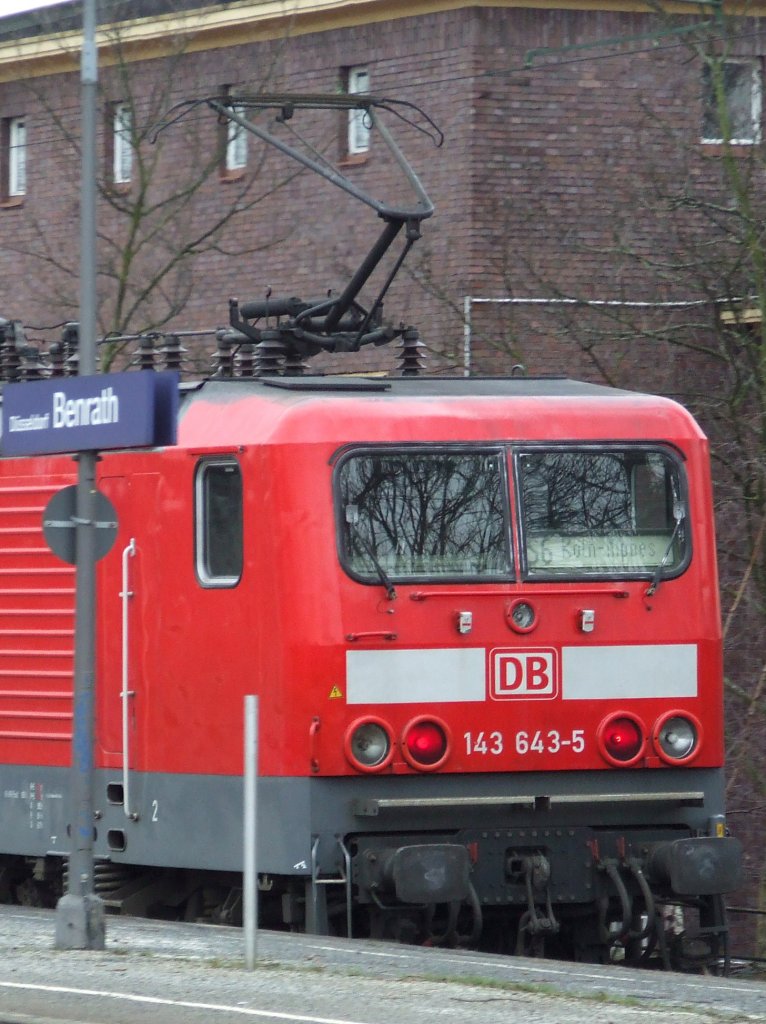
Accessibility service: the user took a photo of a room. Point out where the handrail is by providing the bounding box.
[120,538,137,821]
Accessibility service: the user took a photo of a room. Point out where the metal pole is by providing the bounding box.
[463,295,472,378]
[55,0,105,951]
[243,695,259,969]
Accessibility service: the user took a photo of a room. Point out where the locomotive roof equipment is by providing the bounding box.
[204,93,436,372]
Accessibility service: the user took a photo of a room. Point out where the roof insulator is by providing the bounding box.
[397,325,426,376]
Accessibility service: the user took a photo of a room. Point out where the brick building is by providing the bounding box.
[1,0,762,382]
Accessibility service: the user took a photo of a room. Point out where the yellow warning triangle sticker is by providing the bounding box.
[328,685,343,700]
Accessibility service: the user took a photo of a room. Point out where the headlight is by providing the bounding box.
[344,718,393,772]
[654,712,701,764]
[507,599,537,633]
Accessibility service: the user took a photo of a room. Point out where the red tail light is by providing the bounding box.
[402,716,450,771]
[598,713,645,766]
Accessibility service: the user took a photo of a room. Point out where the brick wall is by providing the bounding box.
[0,4,763,386]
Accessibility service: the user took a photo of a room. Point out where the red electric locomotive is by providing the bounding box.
[0,96,742,966]
[0,369,743,964]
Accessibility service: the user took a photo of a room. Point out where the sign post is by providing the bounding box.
[0,0,175,953]
[0,375,177,955]
[0,2,177,955]
[53,0,104,952]
[243,696,259,969]
[54,448,104,950]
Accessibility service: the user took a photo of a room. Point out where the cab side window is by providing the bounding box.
[195,458,243,586]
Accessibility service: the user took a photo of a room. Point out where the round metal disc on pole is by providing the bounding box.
[43,485,118,565]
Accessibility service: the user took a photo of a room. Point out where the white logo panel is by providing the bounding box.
[347,648,486,704]
[490,648,559,700]
[561,644,698,700]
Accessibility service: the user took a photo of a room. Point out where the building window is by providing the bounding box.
[219,87,248,178]
[226,106,248,173]
[9,116,26,196]
[112,102,132,183]
[702,59,762,144]
[346,66,370,156]
[2,115,26,199]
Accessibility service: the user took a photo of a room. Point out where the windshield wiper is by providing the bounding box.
[646,504,684,597]
[356,536,397,601]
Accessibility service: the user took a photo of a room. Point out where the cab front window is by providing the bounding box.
[516,447,689,580]
[337,448,512,582]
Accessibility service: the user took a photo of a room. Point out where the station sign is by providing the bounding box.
[0,370,178,456]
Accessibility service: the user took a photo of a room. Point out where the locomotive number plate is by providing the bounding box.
[463,729,586,757]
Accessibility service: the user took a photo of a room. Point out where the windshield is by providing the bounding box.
[337,449,512,581]
[516,447,688,578]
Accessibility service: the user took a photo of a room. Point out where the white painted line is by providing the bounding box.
[0,981,372,1024]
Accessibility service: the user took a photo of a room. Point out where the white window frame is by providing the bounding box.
[113,102,132,183]
[194,457,243,587]
[8,116,26,197]
[701,58,762,145]
[347,66,370,155]
[226,106,248,172]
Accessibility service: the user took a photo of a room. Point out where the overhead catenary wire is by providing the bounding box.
[461,294,757,375]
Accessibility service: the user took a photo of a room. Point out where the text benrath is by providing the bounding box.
[52,388,119,429]
[8,388,120,433]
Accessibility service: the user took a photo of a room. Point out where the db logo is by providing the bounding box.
[490,648,559,700]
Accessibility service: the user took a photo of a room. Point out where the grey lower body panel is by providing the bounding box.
[1,763,728,878]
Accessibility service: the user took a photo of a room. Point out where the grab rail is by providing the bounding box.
[120,538,138,820]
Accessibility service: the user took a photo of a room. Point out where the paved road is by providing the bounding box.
[0,906,764,1024]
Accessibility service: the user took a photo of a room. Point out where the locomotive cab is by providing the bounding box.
[253,375,741,966]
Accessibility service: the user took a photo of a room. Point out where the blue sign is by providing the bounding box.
[0,370,178,456]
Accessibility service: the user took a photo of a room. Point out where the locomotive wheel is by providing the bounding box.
[564,912,612,965]
[15,877,49,908]
[669,896,729,975]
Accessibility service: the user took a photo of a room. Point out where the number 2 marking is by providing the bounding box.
[151,799,159,822]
